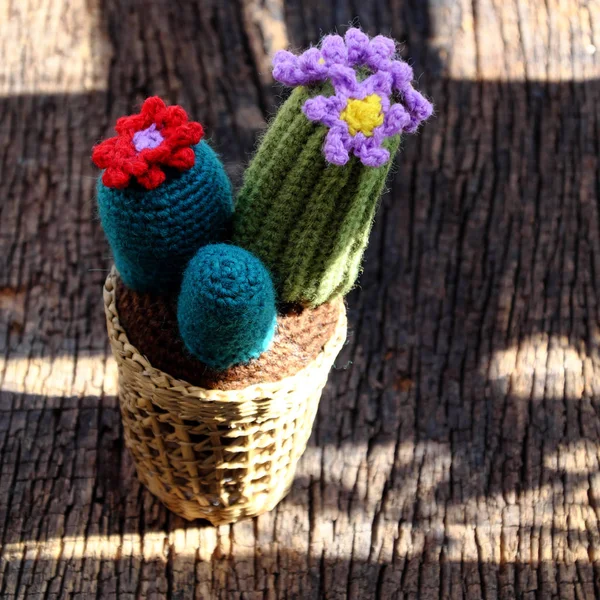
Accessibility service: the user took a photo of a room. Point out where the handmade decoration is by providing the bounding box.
[177,243,278,370]
[233,30,431,306]
[94,98,234,293]
[95,28,431,524]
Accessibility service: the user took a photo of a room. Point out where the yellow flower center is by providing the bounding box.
[340,94,384,137]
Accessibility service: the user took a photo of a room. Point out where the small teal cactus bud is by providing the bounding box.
[177,244,277,371]
[93,97,234,294]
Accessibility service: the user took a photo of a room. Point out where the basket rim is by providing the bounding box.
[103,267,348,402]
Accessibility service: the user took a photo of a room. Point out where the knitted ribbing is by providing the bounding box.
[177,244,277,371]
[232,86,400,307]
[97,141,233,294]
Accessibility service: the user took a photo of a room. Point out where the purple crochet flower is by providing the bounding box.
[272,28,433,167]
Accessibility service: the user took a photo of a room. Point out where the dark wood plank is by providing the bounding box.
[2,0,600,598]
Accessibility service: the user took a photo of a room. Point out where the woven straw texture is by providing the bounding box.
[103,269,347,525]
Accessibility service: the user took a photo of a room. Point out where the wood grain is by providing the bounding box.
[2,0,600,598]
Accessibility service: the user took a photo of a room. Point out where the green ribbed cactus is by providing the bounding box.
[232,86,400,307]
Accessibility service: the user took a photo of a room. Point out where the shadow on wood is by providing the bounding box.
[2,0,600,598]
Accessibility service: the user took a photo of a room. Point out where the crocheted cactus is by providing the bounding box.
[93,98,234,294]
[233,29,432,306]
[177,244,277,370]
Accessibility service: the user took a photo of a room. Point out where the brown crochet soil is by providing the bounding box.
[115,279,341,390]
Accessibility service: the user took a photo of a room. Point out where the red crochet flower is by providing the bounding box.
[92,97,204,190]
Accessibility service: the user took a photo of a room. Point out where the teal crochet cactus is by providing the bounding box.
[177,244,277,370]
[96,141,233,294]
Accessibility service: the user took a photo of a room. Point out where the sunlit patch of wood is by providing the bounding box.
[486,333,589,401]
[0,0,111,95]
[244,0,288,56]
[3,485,599,565]
[240,0,289,87]
[544,440,600,474]
[1,356,117,400]
[428,0,600,81]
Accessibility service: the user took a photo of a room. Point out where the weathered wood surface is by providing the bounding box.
[2,0,600,598]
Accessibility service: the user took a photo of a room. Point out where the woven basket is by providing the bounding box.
[103,269,347,525]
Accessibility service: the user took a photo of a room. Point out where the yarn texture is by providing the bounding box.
[232,85,400,307]
[92,96,204,190]
[272,28,432,166]
[97,141,234,294]
[177,244,277,371]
